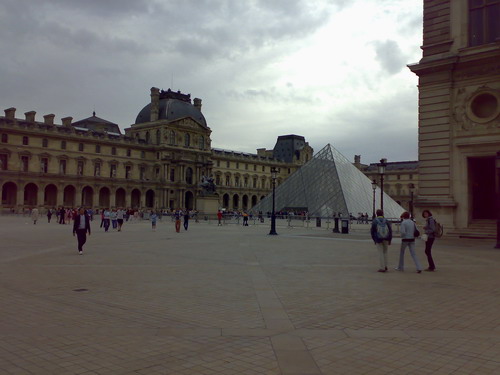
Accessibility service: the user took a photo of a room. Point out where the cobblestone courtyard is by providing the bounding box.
[0,216,499,374]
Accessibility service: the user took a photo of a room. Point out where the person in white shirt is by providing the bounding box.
[396,211,422,273]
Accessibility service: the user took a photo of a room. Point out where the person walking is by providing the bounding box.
[217,210,223,226]
[102,208,111,232]
[116,208,124,231]
[370,209,393,273]
[242,211,249,226]
[59,207,65,224]
[396,212,422,273]
[47,208,53,223]
[73,207,91,255]
[422,210,437,271]
[110,209,118,230]
[31,207,39,225]
[183,210,190,231]
[174,209,181,233]
[150,211,158,231]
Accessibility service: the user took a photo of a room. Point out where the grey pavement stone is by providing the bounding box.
[0,215,499,374]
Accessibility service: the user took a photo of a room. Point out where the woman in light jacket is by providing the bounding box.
[396,211,422,273]
[422,210,437,271]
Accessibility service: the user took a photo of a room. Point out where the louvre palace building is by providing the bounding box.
[0,88,313,213]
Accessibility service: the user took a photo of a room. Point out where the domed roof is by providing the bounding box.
[135,90,207,127]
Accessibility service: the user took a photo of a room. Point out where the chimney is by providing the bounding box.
[43,114,55,125]
[24,111,36,122]
[354,155,361,164]
[61,117,73,127]
[4,107,16,119]
[150,87,160,122]
[193,98,202,112]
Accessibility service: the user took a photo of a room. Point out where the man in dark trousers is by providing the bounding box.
[73,207,91,255]
[183,210,190,231]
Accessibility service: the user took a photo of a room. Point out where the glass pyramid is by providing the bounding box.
[252,144,405,219]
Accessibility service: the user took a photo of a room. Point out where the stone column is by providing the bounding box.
[140,190,146,209]
[75,188,83,208]
[110,190,116,208]
[17,185,24,209]
[125,191,132,209]
[56,185,64,207]
[37,187,45,207]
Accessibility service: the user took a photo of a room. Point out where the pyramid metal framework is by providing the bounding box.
[252,144,405,219]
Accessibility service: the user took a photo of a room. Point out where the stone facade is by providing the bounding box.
[409,0,500,236]
[0,88,312,213]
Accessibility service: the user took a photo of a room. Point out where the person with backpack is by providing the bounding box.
[422,210,437,271]
[370,209,393,273]
[396,212,422,273]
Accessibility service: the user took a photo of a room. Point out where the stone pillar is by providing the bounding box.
[110,191,116,208]
[125,191,131,209]
[93,190,99,208]
[61,117,73,127]
[37,187,44,207]
[75,189,83,208]
[140,191,146,209]
[17,185,24,209]
[56,186,64,207]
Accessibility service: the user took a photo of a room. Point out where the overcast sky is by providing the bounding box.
[0,0,422,164]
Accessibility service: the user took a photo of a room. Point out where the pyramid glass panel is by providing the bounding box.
[251,144,404,219]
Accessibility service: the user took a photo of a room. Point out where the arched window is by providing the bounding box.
[42,138,48,147]
[1,133,7,143]
[185,133,190,147]
[169,130,175,146]
[198,135,204,150]
[185,167,193,184]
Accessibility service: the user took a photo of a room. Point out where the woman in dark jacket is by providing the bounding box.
[422,210,436,271]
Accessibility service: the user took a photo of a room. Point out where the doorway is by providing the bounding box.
[468,156,495,220]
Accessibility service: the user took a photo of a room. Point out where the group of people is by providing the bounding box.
[371,209,438,273]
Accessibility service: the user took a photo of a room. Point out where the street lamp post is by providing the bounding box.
[371,179,377,219]
[495,152,500,249]
[269,167,278,235]
[377,158,387,211]
[408,183,415,219]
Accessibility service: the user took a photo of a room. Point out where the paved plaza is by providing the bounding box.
[0,215,499,375]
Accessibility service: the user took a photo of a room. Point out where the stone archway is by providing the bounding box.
[185,191,194,210]
[145,189,155,208]
[251,195,258,207]
[24,183,38,206]
[131,189,141,209]
[44,184,57,206]
[99,187,110,208]
[82,186,93,208]
[2,182,17,206]
[63,185,76,207]
[242,195,249,210]
[222,193,229,209]
[116,188,126,208]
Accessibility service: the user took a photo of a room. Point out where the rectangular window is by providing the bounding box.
[262,166,265,172]
[397,175,401,180]
[156,152,160,160]
[59,159,66,175]
[216,160,220,167]
[94,163,101,177]
[125,166,131,179]
[1,134,7,143]
[253,178,257,188]
[42,138,48,148]
[409,174,413,180]
[226,161,230,168]
[170,168,175,182]
[140,167,145,180]
[469,0,500,46]
[78,143,84,152]
[95,144,101,153]
[110,164,117,178]
[245,163,248,170]
[41,158,48,173]
[21,156,29,172]
[226,176,230,186]
[127,149,131,157]
[141,151,145,159]
[236,162,239,169]
[253,164,257,171]
[77,161,84,176]
[112,147,117,156]
[61,140,66,150]
[0,154,8,170]
[22,136,29,145]
[155,167,160,179]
